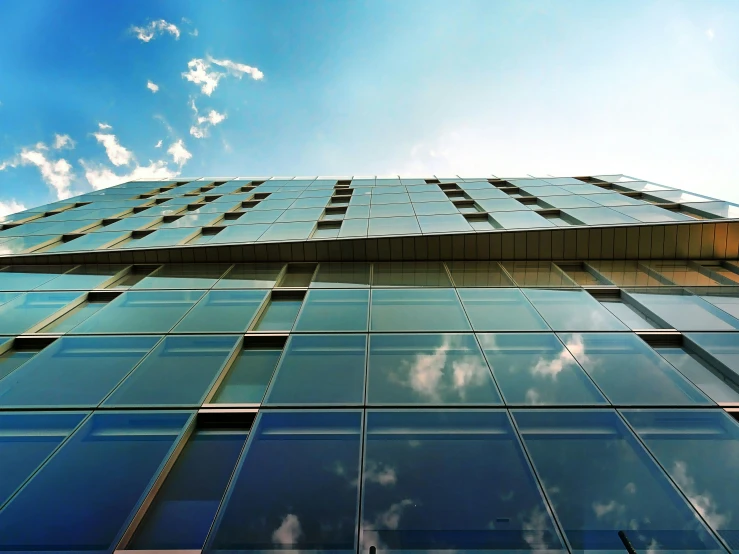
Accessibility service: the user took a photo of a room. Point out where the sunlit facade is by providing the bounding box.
[0,174,738,553]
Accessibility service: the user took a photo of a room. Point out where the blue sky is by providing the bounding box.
[1,0,738,215]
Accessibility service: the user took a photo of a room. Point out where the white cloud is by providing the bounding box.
[146,80,159,93]
[182,56,263,96]
[0,199,26,218]
[98,122,112,130]
[20,148,74,199]
[53,134,75,150]
[181,17,199,37]
[189,99,227,138]
[167,139,192,166]
[155,140,163,148]
[706,28,715,40]
[271,514,302,547]
[131,19,180,42]
[81,159,176,190]
[93,130,134,166]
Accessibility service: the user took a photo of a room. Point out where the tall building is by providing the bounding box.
[0,173,738,553]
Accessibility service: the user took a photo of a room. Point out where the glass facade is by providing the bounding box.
[0,174,737,553]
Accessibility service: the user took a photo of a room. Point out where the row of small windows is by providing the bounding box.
[1,330,738,408]
[0,407,737,553]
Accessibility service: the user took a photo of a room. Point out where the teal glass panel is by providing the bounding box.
[275,207,324,222]
[656,347,739,404]
[46,231,129,252]
[134,263,231,289]
[253,294,303,331]
[0,341,42,381]
[628,291,739,331]
[0,292,19,307]
[346,205,370,219]
[478,333,607,405]
[36,264,126,290]
[0,336,160,408]
[0,265,74,291]
[538,195,600,208]
[559,333,712,406]
[207,224,269,243]
[0,291,82,334]
[207,411,361,553]
[0,412,86,506]
[70,290,205,334]
[369,204,415,217]
[561,207,639,225]
[588,193,646,206]
[211,343,283,404]
[103,335,238,407]
[173,290,267,333]
[98,216,159,232]
[514,410,725,554]
[264,334,366,405]
[458,288,549,331]
[371,193,411,205]
[294,289,369,332]
[0,235,60,254]
[38,299,107,333]
[599,299,663,330]
[339,218,368,237]
[623,409,739,550]
[0,411,190,553]
[411,201,458,215]
[311,262,370,288]
[157,213,220,228]
[278,264,317,287]
[361,410,565,553]
[215,263,284,288]
[367,334,501,405]
[503,262,578,287]
[476,198,532,211]
[447,261,514,287]
[493,210,554,229]
[685,333,739,383]
[129,428,249,550]
[257,221,315,242]
[373,262,452,287]
[522,289,628,331]
[417,214,473,233]
[367,216,420,236]
[119,227,193,248]
[370,289,471,332]
[222,210,281,225]
[614,205,693,222]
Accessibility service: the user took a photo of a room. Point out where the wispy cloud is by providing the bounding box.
[98,122,112,130]
[189,98,227,138]
[182,56,263,96]
[167,139,192,166]
[0,199,26,218]
[1,139,75,199]
[706,28,715,40]
[93,125,134,166]
[146,80,159,93]
[53,133,75,150]
[155,139,163,148]
[130,19,180,42]
[81,160,176,191]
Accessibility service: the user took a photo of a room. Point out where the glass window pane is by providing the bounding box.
[559,333,712,405]
[36,265,126,290]
[562,207,639,225]
[211,341,283,404]
[367,334,501,405]
[685,333,739,384]
[522,289,628,331]
[514,410,724,554]
[492,210,554,229]
[361,410,565,552]
[367,216,420,236]
[39,298,108,333]
[70,290,205,334]
[589,261,666,287]
[370,289,471,332]
[0,411,190,553]
[447,261,514,287]
[278,264,317,287]
[628,291,739,331]
[599,298,664,330]
[129,427,249,550]
[623,409,739,550]
[0,336,160,408]
[700,290,739,319]
[133,264,232,289]
[0,266,73,291]
[0,341,42,381]
[311,262,370,288]
[458,288,549,331]
[655,347,739,404]
[215,263,283,289]
[0,292,83,334]
[103,335,239,407]
[373,262,452,287]
[0,412,86,505]
[502,262,577,287]
[294,289,369,332]
[173,290,267,333]
[264,335,366,405]
[253,293,304,331]
[647,262,722,286]
[478,333,607,405]
[207,411,362,553]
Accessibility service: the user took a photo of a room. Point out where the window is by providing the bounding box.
[173,290,267,333]
[0,292,83,334]
[457,288,549,331]
[210,337,284,404]
[252,291,305,332]
[627,290,739,331]
[215,263,284,289]
[370,289,471,332]
[294,289,369,332]
[134,264,232,289]
[447,261,514,287]
[373,262,452,287]
[522,289,628,331]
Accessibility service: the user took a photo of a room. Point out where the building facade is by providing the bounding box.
[0,174,738,553]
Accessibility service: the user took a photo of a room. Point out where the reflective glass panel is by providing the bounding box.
[361,410,564,553]
[599,299,663,330]
[589,261,665,287]
[208,411,361,553]
[373,262,452,287]
[36,265,126,290]
[70,290,205,334]
[278,264,317,287]
[558,333,711,405]
[0,291,82,334]
[0,412,86,505]
[265,335,366,405]
[523,289,628,331]
[129,428,249,550]
[367,334,501,405]
[492,210,554,229]
[502,262,577,287]
[655,347,739,404]
[215,263,284,289]
[173,290,267,333]
[103,335,238,407]
[253,293,303,331]
[478,333,607,405]
[458,288,549,331]
[211,342,283,404]
[367,216,421,236]
[647,262,722,286]
[0,411,190,553]
[0,265,74,291]
[700,290,739,319]
[447,261,514,287]
[0,336,160,408]
[628,291,739,331]
[39,298,108,333]
[134,264,232,289]
[294,289,369,332]
[685,333,739,383]
[623,409,739,550]
[370,289,471,332]
[514,410,724,554]
[0,342,42,381]
[311,262,371,288]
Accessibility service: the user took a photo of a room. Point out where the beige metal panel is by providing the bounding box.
[601,227,614,259]
[650,225,664,259]
[663,225,677,258]
[638,227,652,259]
[377,237,391,261]
[675,225,690,258]
[589,228,602,259]
[688,224,703,259]
[415,235,429,260]
[476,233,490,259]
[514,232,527,260]
[403,237,416,261]
[526,232,538,259]
[539,230,552,260]
[389,237,403,260]
[613,227,627,258]
[575,229,588,259]
[714,222,728,259]
[700,223,715,259]
[626,227,639,259]
[501,233,515,259]
[551,229,564,259]
[427,235,441,260]
[727,222,739,258]
[489,233,502,259]
[562,229,577,259]
[439,235,453,260]
[465,234,477,260]
[452,234,466,260]
[366,238,379,260]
